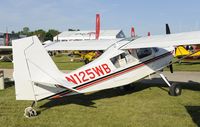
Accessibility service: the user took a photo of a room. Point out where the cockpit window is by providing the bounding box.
[136,48,152,59]
[110,50,137,68]
[153,48,159,52]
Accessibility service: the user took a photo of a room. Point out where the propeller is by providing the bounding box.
[169,64,173,73]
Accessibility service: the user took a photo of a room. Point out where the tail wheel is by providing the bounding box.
[169,83,182,96]
[24,107,37,118]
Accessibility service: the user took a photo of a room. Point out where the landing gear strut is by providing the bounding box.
[160,74,182,96]
[24,101,37,118]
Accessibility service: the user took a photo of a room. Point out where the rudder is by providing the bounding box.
[12,36,76,101]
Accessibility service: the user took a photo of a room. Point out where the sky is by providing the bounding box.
[1,0,200,36]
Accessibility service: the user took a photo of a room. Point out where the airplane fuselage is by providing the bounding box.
[53,39,174,98]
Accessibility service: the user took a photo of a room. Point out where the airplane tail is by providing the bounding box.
[166,24,171,34]
[12,36,78,101]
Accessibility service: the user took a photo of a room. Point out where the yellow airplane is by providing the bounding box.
[175,45,200,59]
[166,24,200,59]
[72,50,102,64]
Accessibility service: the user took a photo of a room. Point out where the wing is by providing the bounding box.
[0,46,12,52]
[0,46,12,51]
[45,39,121,51]
[121,31,200,49]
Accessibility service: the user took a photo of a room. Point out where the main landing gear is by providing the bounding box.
[24,101,37,118]
[160,74,182,96]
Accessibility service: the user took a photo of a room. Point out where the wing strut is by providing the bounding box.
[159,74,171,87]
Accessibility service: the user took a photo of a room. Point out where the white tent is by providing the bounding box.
[53,30,125,42]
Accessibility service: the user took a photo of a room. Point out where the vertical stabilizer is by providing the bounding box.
[12,36,77,101]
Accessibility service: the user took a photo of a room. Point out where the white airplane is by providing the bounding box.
[12,31,200,117]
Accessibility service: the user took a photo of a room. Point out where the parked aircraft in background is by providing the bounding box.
[0,32,27,61]
[175,45,200,59]
[166,24,200,59]
[0,46,12,61]
[0,32,12,61]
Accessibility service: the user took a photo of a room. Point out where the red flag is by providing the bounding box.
[6,32,9,46]
[96,14,100,40]
[148,32,151,36]
[131,27,135,37]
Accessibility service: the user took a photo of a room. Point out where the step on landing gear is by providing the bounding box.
[24,101,37,118]
[160,74,182,96]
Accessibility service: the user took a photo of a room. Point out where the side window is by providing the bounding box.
[110,50,138,68]
[136,48,152,59]
[110,53,127,68]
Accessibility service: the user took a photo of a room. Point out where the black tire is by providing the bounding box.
[169,83,182,96]
[24,107,37,118]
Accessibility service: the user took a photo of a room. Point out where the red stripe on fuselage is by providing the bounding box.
[53,52,172,98]
[75,52,172,90]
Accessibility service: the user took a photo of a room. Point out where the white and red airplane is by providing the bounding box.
[12,30,200,117]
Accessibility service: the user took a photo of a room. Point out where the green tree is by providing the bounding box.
[22,27,30,35]
[48,29,60,37]
[32,29,46,42]
[44,32,53,41]
[43,29,60,41]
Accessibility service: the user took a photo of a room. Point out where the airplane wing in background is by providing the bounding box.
[0,46,13,61]
[44,39,121,51]
[121,31,200,49]
[0,46,12,55]
[0,46,12,51]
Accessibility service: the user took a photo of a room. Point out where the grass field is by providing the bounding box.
[0,83,200,127]
[0,54,200,127]
[0,55,200,71]
[0,54,85,70]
